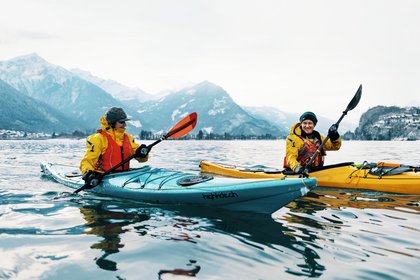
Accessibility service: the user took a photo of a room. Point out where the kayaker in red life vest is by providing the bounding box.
[284,111,341,174]
[79,107,149,187]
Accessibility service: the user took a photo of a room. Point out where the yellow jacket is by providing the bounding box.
[79,116,148,174]
[285,122,341,172]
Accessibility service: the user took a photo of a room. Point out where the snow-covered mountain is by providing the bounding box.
[0,79,81,133]
[354,106,419,140]
[71,68,157,103]
[0,53,71,100]
[135,81,284,136]
[0,53,362,137]
[245,106,357,136]
[0,54,284,136]
[243,106,294,137]
[0,53,141,131]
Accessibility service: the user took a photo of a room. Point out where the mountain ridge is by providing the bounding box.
[0,79,82,133]
[1,53,417,140]
[351,106,419,140]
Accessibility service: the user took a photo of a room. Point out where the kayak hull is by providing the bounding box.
[199,161,420,195]
[40,162,316,214]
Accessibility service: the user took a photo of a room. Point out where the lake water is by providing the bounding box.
[0,139,419,279]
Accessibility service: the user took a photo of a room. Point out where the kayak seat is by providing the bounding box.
[178,175,214,186]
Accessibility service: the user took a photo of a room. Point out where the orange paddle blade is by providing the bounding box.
[166,112,198,139]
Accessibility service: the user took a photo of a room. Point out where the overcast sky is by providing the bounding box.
[1,0,419,123]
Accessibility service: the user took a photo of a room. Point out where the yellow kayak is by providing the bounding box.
[199,161,420,195]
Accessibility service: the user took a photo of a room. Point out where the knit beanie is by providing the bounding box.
[299,111,318,125]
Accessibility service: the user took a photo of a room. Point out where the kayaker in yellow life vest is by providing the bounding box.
[80,107,149,187]
[285,111,341,174]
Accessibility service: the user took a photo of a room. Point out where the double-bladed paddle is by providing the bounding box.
[74,112,198,194]
[302,85,363,175]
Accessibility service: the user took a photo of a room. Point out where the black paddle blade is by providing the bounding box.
[73,184,87,194]
[345,84,362,112]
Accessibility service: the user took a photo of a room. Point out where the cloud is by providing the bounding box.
[16,30,58,40]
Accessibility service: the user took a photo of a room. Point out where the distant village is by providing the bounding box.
[0,129,278,141]
[1,129,51,140]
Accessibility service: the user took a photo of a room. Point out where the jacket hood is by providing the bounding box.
[99,116,126,135]
[100,116,111,130]
[290,122,302,136]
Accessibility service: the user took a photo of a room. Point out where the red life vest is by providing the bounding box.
[94,129,132,172]
[296,137,324,168]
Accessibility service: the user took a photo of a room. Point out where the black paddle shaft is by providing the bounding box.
[304,85,362,172]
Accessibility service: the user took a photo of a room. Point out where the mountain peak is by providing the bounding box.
[0,53,73,83]
[8,53,47,64]
[70,68,153,102]
[195,80,222,90]
[178,80,229,99]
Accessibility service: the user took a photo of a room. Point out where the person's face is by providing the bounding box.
[115,121,127,128]
[301,120,315,134]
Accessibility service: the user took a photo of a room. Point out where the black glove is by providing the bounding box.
[328,124,340,141]
[134,144,149,158]
[82,170,103,188]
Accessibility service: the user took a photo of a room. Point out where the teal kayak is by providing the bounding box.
[40,162,316,214]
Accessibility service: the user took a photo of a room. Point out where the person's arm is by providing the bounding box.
[322,129,342,151]
[285,136,302,172]
[79,134,105,174]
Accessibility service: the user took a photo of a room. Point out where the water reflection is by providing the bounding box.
[298,189,420,213]
[78,200,329,277]
[195,209,326,277]
[276,189,420,279]
[281,189,420,241]
[158,260,201,280]
[79,203,151,271]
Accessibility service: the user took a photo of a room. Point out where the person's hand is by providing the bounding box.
[328,124,340,141]
[295,165,310,177]
[135,144,149,158]
[82,170,103,188]
[294,165,303,174]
